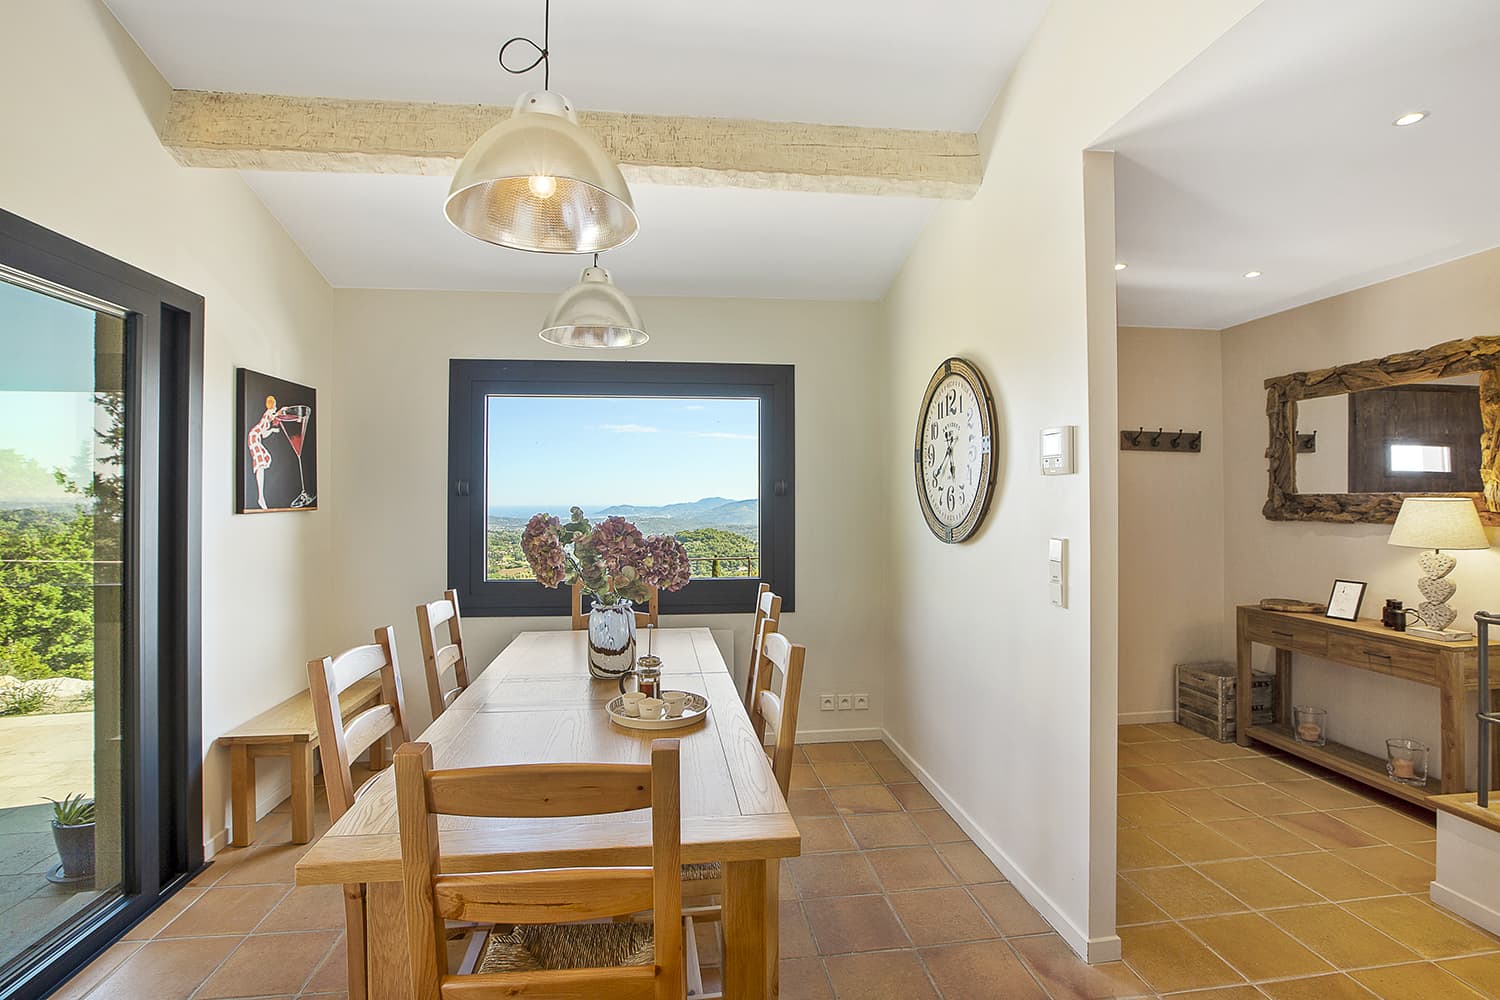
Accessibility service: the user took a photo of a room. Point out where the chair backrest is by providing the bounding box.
[749,631,805,797]
[308,626,413,820]
[395,739,683,1000]
[743,584,783,711]
[416,589,471,720]
[570,580,659,630]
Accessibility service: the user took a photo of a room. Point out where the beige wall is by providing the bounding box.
[1117,328,1227,722]
[327,290,890,740]
[1222,246,1500,784]
[0,1,339,850]
[879,0,1260,960]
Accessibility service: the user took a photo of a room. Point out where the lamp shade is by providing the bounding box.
[539,264,648,348]
[1388,497,1490,550]
[445,91,639,254]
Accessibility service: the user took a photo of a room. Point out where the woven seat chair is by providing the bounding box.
[394,739,689,999]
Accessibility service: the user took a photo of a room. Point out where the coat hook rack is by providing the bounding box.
[1120,426,1203,453]
[1295,431,1317,453]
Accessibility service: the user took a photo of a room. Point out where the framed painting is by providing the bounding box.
[236,368,317,513]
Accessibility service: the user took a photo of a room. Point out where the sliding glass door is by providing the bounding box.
[0,212,202,1000]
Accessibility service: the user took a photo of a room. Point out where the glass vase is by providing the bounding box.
[587,598,637,680]
[1386,738,1429,787]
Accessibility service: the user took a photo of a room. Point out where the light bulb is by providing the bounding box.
[1393,111,1428,127]
[1114,262,1127,271]
[528,174,558,198]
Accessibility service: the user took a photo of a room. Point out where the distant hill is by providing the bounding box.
[488,497,758,536]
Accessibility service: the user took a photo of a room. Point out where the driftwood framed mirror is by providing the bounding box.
[1264,336,1500,526]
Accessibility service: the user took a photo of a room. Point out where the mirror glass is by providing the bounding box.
[1294,375,1483,494]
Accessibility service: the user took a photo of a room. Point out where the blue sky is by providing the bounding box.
[0,279,102,475]
[487,395,760,509]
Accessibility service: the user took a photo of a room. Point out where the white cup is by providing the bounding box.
[620,691,646,718]
[638,697,664,720]
[662,691,688,718]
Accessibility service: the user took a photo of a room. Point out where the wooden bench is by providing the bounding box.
[217,676,384,846]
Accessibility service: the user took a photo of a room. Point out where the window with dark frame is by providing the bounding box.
[448,360,795,617]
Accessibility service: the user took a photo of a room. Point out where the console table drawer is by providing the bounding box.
[1245,619,1327,656]
[1326,632,1440,683]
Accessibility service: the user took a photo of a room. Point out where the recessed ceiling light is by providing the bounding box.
[1114,262,1127,271]
[1243,270,1263,279]
[1393,111,1428,127]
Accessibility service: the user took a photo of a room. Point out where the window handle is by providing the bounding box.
[774,479,788,497]
[455,480,470,497]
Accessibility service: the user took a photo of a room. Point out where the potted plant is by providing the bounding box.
[522,508,692,678]
[47,793,96,882]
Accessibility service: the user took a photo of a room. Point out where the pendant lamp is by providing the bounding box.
[446,2,638,254]
[539,259,648,348]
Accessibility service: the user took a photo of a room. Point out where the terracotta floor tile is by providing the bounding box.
[909,809,967,844]
[853,740,897,762]
[122,886,204,940]
[1266,851,1398,901]
[1172,761,1258,789]
[1159,788,1253,822]
[1118,827,1184,870]
[800,815,858,854]
[823,949,939,1000]
[1328,805,1436,845]
[1264,902,1418,968]
[805,743,865,764]
[788,787,838,818]
[1143,821,1249,863]
[1158,989,1262,1000]
[1343,895,1500,960]
[1267,778,1374,811]
[1257,973,1384,1000]
[1117,745,1156,768]
[1330,844,1436,893]
[791,764,822,789]
[155,883,289,937]
[1184,912,1333,980]
[968,882,1052,936]
[935,841,1004,884]
[1117,773,1148,794]
[788,852,882,898]
[888,783,940,812]
[1136,741,1210,765]
[45,941,143,1000]
[213,840,313,886]
[844,813,926,850]
[1118,794,1192,829]
[1401,840,1438,864]
[1217,784,1321,817]
[920,940,1048,1000]
[871,758,915,783]
[1270,811,1382,850]
[780,900,817,959]
[255,884,346,933]
[865,846,957,892]
[85,936,242,1000]
[302,933,347,993]
[1116,877,1168,926]
[802,894,911,955]
[829,785,904,814]
[886,887,999,946]
[1438,953,1500,996]
[814,761,884,787]
[1118,922,1245,993]
[1124,866,1248,919]
[1196,858,1323,909]
[1223,756,1311,783]
[1206,816,1317,856]
[780,956,835,999]
[1011,932,1152,999]
[197,929,338,998]
[1352,961,1489,999]
[1119,766,1198,792]
[1118,725,1164,744]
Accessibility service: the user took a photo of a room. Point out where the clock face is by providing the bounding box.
[914,359,996,543]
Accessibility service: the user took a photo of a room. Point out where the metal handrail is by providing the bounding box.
[1475,611,1500,807]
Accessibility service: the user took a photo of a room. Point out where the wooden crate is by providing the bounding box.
[1175,661,1274,742]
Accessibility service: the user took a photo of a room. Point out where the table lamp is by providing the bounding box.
[1388,497,1491,641]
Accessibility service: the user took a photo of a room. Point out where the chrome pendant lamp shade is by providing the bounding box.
[445,91,639,254]
[539,263,648,348]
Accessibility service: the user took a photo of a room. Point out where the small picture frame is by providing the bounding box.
[1325,579,1367,621]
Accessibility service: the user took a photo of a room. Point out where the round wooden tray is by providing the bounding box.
[1259,597,1327,614]
[605,691,709,731]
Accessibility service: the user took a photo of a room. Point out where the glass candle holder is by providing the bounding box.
[1386,738,1430,787]
[1293,706,1327,746]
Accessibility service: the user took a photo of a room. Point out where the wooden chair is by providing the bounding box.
[742,584,782,712]
[308,626,414,1000]
[570,580,659,630]
[394,739,686,1000]
[416,589,472,720]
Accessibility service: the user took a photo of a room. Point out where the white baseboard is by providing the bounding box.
[1430,881,1500,937]
[878,728,1117,962]
[794,726,883,744]
[1118,710,1175,725]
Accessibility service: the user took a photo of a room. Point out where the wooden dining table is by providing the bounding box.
[295,627,800,999]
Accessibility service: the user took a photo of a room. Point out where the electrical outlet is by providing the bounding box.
[837,694,853,710]
[854,693,869,710]
[820,694,836,711]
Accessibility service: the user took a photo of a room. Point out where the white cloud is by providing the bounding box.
[683,404,706,411]
[689,431,756,440]
[599,423,660,434]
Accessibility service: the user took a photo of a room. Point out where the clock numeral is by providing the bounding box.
[930,421,938,441]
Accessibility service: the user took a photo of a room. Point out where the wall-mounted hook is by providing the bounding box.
[1121,425,1204,453]
[1170,429,1184,449]
[1150,427,1164,447]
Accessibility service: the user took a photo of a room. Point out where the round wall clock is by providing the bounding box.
[914,357,997,543]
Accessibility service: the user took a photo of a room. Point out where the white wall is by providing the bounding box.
[327,290,890,739]
[1117,327,1227,722]
[879,0,1260,961]
[1222,245,1500,785]
[0,1,338,850]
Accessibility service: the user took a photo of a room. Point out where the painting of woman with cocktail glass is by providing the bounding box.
[236,368,318,513]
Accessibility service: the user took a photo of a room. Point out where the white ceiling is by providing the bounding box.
[1102,0,1500,330]
[103,0,1047,299]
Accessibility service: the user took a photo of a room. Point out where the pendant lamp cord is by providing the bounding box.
[498,0,551,89]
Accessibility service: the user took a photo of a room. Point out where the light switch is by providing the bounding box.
[1048,537,1067,608]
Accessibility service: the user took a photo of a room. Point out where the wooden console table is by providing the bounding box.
[1236,605,1500,808]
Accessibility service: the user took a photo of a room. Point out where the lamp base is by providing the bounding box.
[1407,625,1472,643]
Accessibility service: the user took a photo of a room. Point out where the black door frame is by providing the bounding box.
[0,209,204,1000]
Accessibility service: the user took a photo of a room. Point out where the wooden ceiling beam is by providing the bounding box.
[159,90,980,199]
